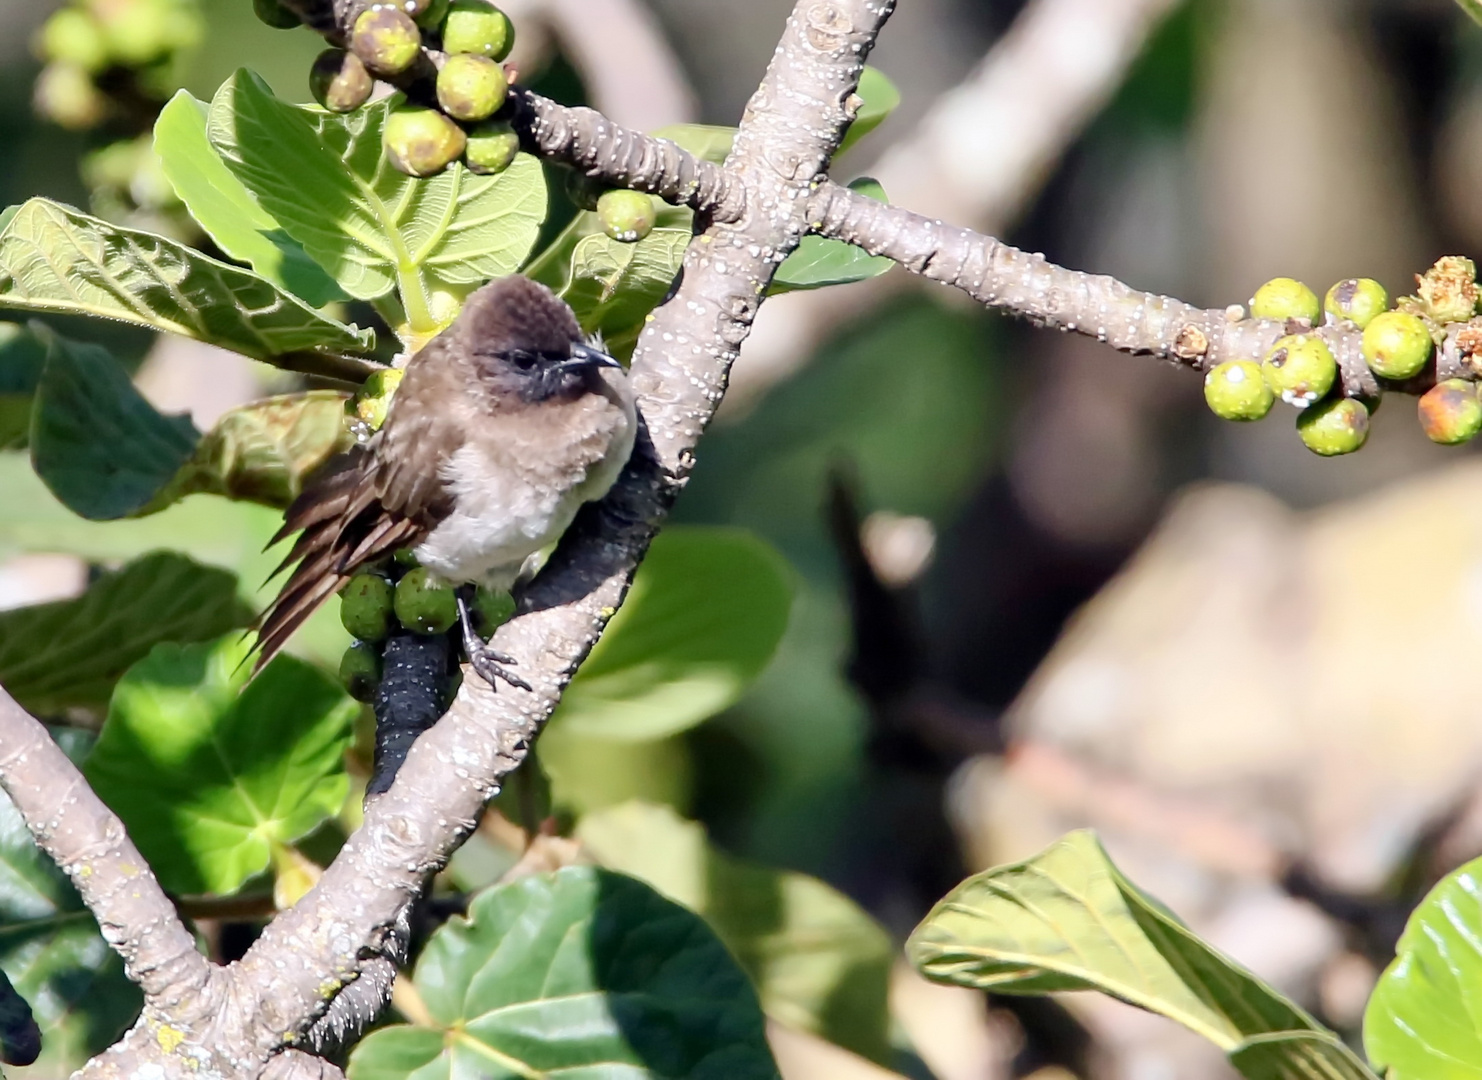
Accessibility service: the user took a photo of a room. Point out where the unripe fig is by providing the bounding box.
[415,0,449,26]
[436,53,506,121]
[1324,278,1388,329]
[349,367,403,431]
[1250,277,1320,326]
[100,0,200,65]
[1417,255,1478,324]
[393,547,420,566]
[253,0,301,28]
[1418,379,1482,445]
[440,0,514,59]
[1263,334,1336,408]
[1297,397,1369,456]
[36,8,108,72]
[1203,360,1273,421]
[471,587,515,636]
[394,566,458,634]
[340,640,383,703]
[383,105,467,177]
[351,6,422,77]
[341,572,396,642]
[597,189,656,243]
[464,119,519,174]
[1362,310,1432,380]
[310,49,373,113]
[396,0,436,16]
[34,63,106,130]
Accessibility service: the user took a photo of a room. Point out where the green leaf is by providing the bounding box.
[652,124,736,165]
[0,552,250,717]
[578,801,893,1063]
[1457,0,1482,28]
[154,91,344,307]
[29,328,199,520]
[154,390,353,510]
[1364,855,1482,1079]
[772,179,892,293]
[207,71,547,311]
[838,67,901,156]
[0,323,47,450]
[562,228,690,360]
[0,197,374,359]
[0,728,140,1072]
[909,830,1378,1080]
[346,866,781,1080]
[550,527,793,742]
[84,635,357,896]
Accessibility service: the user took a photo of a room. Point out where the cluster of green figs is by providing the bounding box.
[1202,257,1482,455]
[256,0,659,244]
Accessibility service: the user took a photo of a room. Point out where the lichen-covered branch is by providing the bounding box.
[0,690,216,1014]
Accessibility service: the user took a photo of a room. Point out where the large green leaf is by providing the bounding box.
[156,390,353,510]
[0,552,250,718]
[29,328,200,520]
[562,228,690,360]
[83,635,357,896]
[347,867,780,1080]
[0,198,373,359]
[578,801,893,1063]
[1364,855,1482,1079]
[153,90,344,307]
[549,527,793,742]
[0,323,47,450]
[909,831,1378,1080]
[652,124,736,165]
[772,178,893,293]
[1458,0,1482,29]
[0,728,140,1072]
[207,71,547,310]
[837,67,900,156]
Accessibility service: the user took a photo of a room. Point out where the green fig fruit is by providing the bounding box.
[1361,310,1432,380]
[351,5,422,76]
[1324,278,1388,329]
[471,587,515,636]
[33,63,106,130]
[394,566,459,634]
[340,640,383,703]
[310,49,374,113]
[36,8,108,72]
[596,188,656,243]
[1250,277,1321,325]
[1203,359,1274,421]
[1263,333,1337,408]
[383,105,467,177]
[253,0,301,29]
[1297,397,1369,456]
[440,0,513,59]
[340,572,396,642]
[1417,379,1482,445]
[464,119,520,174]
[436,52,506,121]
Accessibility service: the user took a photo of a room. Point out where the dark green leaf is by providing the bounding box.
[0,552,250,717]
[550,527,794,741]
[0,198,374,359]
[1364,854,1482,1079]
[772,179,892,293]
[0,323,47,450]
[84,635,357,895]
[0,728,140,1072]
[154,91,344,307]
[909,830,1378,1080]
[838,67,900,156]
[29,329,200,520]
[347,867,781,1080]
[155,390,353,510]
[208,72,546,308]
[562,228,690,360]
[578,802,893,1062]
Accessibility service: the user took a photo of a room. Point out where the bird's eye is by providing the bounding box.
[508,350,538,371]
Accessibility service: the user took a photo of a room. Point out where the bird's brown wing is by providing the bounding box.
[252,344,463,672]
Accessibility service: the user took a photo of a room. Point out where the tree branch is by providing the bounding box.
[806,178,1465,401]
[0,690,215,1015]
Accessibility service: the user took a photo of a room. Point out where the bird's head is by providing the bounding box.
[455,275,622,405]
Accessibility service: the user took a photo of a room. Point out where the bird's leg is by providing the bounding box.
[456,588,532,693]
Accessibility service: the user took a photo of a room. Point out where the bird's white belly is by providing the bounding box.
[413,445,582,589]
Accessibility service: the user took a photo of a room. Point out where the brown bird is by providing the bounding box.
[255,275,636,689]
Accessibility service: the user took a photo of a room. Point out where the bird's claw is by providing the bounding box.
[467,647,533,693]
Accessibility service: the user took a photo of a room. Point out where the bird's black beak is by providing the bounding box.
[561,342,623,373]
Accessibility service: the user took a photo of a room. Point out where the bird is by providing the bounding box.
[253,275,637,690]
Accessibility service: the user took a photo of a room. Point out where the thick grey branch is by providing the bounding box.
[0,690,215,1014]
